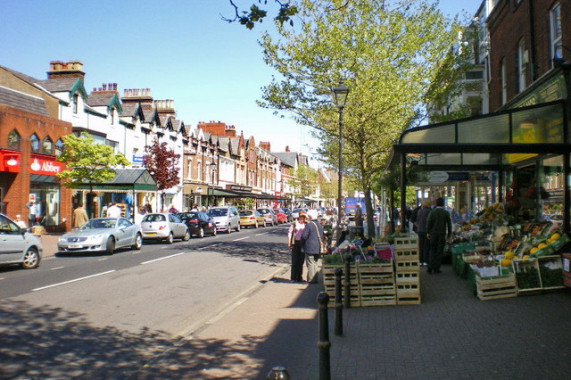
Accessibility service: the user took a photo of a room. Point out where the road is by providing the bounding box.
[0,223,292,379]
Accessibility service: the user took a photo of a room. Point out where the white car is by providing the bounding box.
[208,206,241,233]
[0,213,42,269]
[140,213,190,244]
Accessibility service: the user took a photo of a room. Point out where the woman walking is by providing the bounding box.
[287,211,307,282]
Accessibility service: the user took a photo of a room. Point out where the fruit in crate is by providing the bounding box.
[505,251,515,260]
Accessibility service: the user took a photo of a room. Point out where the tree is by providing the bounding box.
[57,132,130,218]
[258,0,467,237]
[143,139,180,212]
[288,162,318,199]
[223,0,298,29]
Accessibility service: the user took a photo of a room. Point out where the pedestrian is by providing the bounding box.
[25,201,36,226]
[72,202,89,228]
[426,197,452,274]
[301,209,325,284]
[169,204,178,213]
[354,203,364,237]
[14,214,27,229]
[106,202,122,218]
[287,210,307,282]
[320,217,333,250]
[415,199,431,266]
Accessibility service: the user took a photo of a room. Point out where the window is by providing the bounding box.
[55,139,64,156]
[42,137,53,155]
[550,3,562,66]
[30,134,40,153]
[517,38,527,92]
[500,59,507,105]
[7,130,20,150]
[186,158,193,180]
[109,107,115,124]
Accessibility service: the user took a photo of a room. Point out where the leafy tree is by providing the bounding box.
[57,132,130,218]
[258,0,467,237]
[288,162,317,199]
[143,139,181,212]
[223,0,298,29]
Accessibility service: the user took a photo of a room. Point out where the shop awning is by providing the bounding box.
[76,168,157,191]
[389,100,567,169]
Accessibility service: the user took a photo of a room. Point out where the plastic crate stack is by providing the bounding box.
[393,235,421,304]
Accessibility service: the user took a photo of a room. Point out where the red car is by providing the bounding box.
[274,209,288,224]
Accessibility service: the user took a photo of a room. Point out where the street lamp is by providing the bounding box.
[332,82,349,241]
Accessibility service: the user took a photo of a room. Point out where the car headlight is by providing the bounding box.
[58,237,67,243]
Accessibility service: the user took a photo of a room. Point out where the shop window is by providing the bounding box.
[55,139,64,156]
[42,137,53,155]
[550,3,562,66]
[8,130,20,150]
[30,134,40,153]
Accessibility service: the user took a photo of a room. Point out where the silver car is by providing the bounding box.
[208,206,241,233]
[0,213,42,269]
[140,213,190,243]
[58,217,143,255]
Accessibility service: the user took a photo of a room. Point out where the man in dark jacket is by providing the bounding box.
[426,197,452,274]
[302,210,325,284]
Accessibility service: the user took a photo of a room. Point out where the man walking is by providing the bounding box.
[73,202,89,228]
[426,197,452,274]
[301,210,324,284]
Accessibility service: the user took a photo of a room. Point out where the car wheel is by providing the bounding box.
[183,229,191,241]
[212,228,217,236]
[198,227,204,238]
[106,237,115,255]
[255,221,258,228]
[132,233,143,250]
[226,224,232,234]
[236,223,240,232]
[21,247,40,269]
[166,232,174,244]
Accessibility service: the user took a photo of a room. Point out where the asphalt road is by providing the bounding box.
[0,224,292,378]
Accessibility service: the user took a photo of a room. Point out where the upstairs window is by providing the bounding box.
[7,130,20,150]
[500,58,507,105]
[517,38,527,93]
[72,93,79,114]
[55,139,64,156]
[30,134,40,153]
[550,3,562,66]
[42,137,53,155]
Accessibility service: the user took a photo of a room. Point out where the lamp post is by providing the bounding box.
[332,82,349,241]
[209,161,217,206]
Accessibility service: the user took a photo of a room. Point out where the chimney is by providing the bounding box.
[122,88,153,104]
[259,141,271,151]
[47,60,85,80]
[285,146,290,152]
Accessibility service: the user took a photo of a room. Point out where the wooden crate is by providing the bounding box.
[396,283,421,305]
[394,235,419,251]
[476,273,517,301]
[394,249,419,263]
[538,255,565,290]
[395,271,420,285]
[360,294,397,307]
[357,261,394,274]
[395,260,420,272]
[512,258,542,292]
[359,283,396,296]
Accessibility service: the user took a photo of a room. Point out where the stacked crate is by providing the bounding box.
[322,262,360,307]
[394,235,421,304]
[357,261,396,306]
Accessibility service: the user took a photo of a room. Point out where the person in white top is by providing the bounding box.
[106,203,122,218]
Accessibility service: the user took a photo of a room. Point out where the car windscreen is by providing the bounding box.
[178,213,199,221]
[209,209,228,217]
[240,211,253,216]
[83,219,116,229]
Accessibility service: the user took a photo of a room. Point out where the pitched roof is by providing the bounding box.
[273,152,298,167]
[87,92,114,107]
[120,102,140,118]
[0,86,49,116]
[38,77,79,92]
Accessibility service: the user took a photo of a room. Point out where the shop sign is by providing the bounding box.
[30,156,65,176]
[133,155,144,165]
[427,171,449,183]
[0,150,20,172]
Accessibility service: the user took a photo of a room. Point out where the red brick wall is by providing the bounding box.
[0,105,73,230]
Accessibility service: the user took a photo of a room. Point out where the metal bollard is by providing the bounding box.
[343,253,352,309]
[317,291,331,380]
[267,366,290,379]
[334,267,343,336]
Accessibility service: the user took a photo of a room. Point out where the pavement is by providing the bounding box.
[38,234,571,379]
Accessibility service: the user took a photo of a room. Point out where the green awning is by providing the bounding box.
[77,168,157,191]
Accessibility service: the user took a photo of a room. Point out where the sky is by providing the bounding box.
[0,0,479,160]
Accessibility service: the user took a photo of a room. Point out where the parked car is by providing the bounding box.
[0,213,42,269]
[257,207,277,226]
[239,210,265,228]
[58,217,142,255]
[140,213,190,243]
[279,207,293,222]
[274,209,288,224]
[292,208,308,220]
[176,211,217,238]
[208,206,241,233]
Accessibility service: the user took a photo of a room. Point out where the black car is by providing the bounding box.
[176,212,217,238]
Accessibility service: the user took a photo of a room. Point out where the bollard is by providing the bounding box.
[267,366,290,380]
[334,267,343,336]
[317,291,331,380]
[343,253,352,309]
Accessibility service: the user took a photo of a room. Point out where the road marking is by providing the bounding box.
[140,252,186,265]
[198,243,220,250]
[232,236,249,241]
[98,258,108,261]
[32,270,116,292]
[255,232,268,236]
[50,266,65,270]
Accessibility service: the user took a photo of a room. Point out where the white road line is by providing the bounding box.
[255,232,268,236]
[140,252,186,265]
[98,258,108,261]
[50,266,65,270]
[232,236,249,241]
[198,244,220,250]
[32,270,116,292]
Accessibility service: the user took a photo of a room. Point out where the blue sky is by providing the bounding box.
[1,0,479,158]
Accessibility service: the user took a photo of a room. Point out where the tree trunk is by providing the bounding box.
[363,188,376,238]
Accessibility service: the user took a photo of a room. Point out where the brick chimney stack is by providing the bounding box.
[198,121,236,137]
[47,60,85,80]
[122,88,153,106]
[285,146,290,152]
[259,141,271,151]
